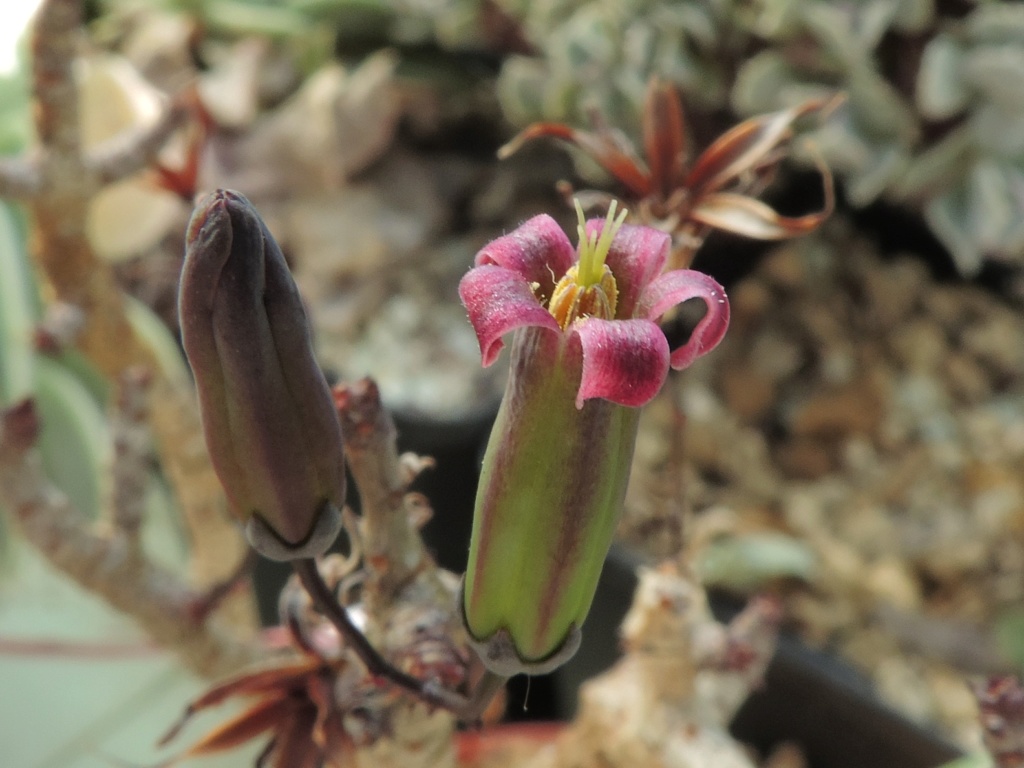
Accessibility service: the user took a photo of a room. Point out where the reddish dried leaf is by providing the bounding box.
[265,707,322,768]
[499,123,651,198]
[685,100,828,198]
[305,672,336,750]
[689,189,831,240]
[642,78,688,197]
[151,87,213,200]
[177,696,295,759]
[498,78,838,256]
[320,717,356,768]
[159,660,323,746]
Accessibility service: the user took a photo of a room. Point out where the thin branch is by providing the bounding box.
[147,378,253,617]
[31,0,84,166]
[292,558,456,706]
[292,557,500,722]
[29,0,144,362]
[333,379,431,606]
[0,400,262,679]
[187,550,257,624]
[86,98,191,187]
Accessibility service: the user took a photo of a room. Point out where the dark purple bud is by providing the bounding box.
[179,189,345,560]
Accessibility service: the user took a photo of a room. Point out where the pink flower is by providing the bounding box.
[457,205,730,674]
[459,205,730,408]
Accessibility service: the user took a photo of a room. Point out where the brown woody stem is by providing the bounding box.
[292,557,504,721]
[86,99,190,186]
[334,379,430,608]
[109,368,153,549]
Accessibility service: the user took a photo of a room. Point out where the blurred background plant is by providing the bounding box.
[493,0,1024,276]
[94,0,1024,284]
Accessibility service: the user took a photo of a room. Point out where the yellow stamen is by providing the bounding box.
[547,200,628,329]
[575,199,628,288]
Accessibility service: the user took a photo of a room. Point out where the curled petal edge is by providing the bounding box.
[459,264,560,367]
[474,214,575,296]
[573,318,670,408]
[639,270,730,370]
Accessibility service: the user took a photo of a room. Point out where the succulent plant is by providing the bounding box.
[910,4,1024,272]
[732,1,1024,273]
[122,0,516,54]
[496,0,742,133]
[493,0,1024,273]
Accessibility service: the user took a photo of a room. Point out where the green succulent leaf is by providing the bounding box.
[917,35,969,120]
[696,532,816,592]
[963,44,1024,114]
[966,5,1024,47]
[34,356,111,522]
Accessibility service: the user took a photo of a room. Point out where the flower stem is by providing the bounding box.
[292,557,506,721]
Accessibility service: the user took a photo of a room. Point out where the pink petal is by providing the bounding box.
[573,318,670,408]
[583,220,670,318]
[639,270,730,370]
[459,264,560,367]
[475,214,575,298]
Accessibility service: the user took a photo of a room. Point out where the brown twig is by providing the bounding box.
[0,401,261,678]
[147,379,253,618]
[333,379,433,609]
[293,558,467,711]
[293,556,503,723]
[86,96,191,186]
[330,379,505,725]
[17,0,252,618]
[26,0,162,371]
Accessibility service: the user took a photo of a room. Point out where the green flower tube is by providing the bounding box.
[179,189,346,561]
[458,204,730,674]
[465,326,641,671]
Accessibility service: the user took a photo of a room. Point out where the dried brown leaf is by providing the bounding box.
[499,122,651,197]
[172,696,294,761]
[685,100,830,197]
[159,660,323,746]
[642,78,688,197]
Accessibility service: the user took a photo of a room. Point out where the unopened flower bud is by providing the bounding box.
[179,189,345,560]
